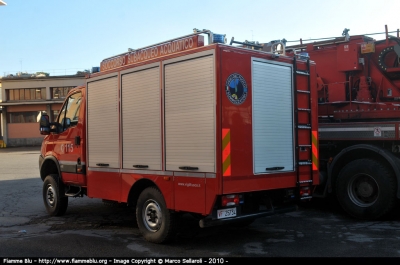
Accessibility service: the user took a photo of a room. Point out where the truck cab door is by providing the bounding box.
[52,92,84,184]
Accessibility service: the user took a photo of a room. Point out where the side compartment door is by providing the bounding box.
[164,53,216,214]
[86,75,121,200]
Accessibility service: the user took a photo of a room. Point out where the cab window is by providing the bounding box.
[57,92,82,131]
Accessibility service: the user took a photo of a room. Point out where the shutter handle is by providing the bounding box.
[179,166,199,170]
[133,165,149,169]
[265,167,284,170]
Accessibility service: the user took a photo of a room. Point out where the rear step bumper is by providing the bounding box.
[199,204,298,228]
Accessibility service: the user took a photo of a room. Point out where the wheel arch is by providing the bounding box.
[127,178,160,208]
[328,144,400,198]
[40,156,61,181]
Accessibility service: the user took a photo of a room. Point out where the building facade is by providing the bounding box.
[0,75,85,146]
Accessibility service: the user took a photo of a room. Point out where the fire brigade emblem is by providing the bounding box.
[226,73,248,105]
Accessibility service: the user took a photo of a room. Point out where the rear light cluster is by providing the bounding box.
[221,194,243,207]
[300,186,311,197]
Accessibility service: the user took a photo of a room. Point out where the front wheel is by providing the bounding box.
[136,187,177,243]
[335,159,396,220]
[42,174,68,216]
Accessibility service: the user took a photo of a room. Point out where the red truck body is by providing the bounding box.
[39,30,318,243]
[284,25,400,220]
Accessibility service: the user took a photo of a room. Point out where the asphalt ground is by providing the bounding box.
[1,146,400,262]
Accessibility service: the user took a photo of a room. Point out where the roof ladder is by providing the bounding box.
[293,56,314,200]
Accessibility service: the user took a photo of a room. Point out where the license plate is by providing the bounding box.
[217,208,237,219]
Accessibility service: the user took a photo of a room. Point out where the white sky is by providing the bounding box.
[0,0,399,76]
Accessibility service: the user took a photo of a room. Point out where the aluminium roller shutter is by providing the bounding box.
[252,60,294,173]
[87,76,120,168]
[164,55,215,172]
[121,67,161,170]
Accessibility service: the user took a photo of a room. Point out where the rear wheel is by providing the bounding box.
[42,174,68,216]
[336,159,396,220]
[136,187,177,243]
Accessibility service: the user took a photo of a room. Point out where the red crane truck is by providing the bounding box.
[38,29,319,243]
[282,25,400,220]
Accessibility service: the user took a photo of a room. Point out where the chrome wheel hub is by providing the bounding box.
[46,185,56,207]
[142,200,162,232]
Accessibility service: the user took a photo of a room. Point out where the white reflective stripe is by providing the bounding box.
[174,172,205,178]
[59,160,86,166]
[206,173,216,178]
[88,167,120,173]
[120,169,173,176]
[319,127,395,132]
[88,168,215,178]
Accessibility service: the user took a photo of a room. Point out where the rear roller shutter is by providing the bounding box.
[252,60,294,173]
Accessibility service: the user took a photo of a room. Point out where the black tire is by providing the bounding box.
[42,174,68,216]
[335,159,396,220]
[136,187,177,244]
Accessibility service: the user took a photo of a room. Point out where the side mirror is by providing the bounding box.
[65,118,71,127]
[61,117,71,129]
[39,114,50,135]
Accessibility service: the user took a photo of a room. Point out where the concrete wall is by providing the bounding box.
[7,137,44,147]
[7,104,47,112]
[0,75,84,147]
[1,77,84,100]
[8,123,42,138]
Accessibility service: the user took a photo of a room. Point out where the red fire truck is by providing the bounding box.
[39,29,319,243]
[282,25,400,220]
